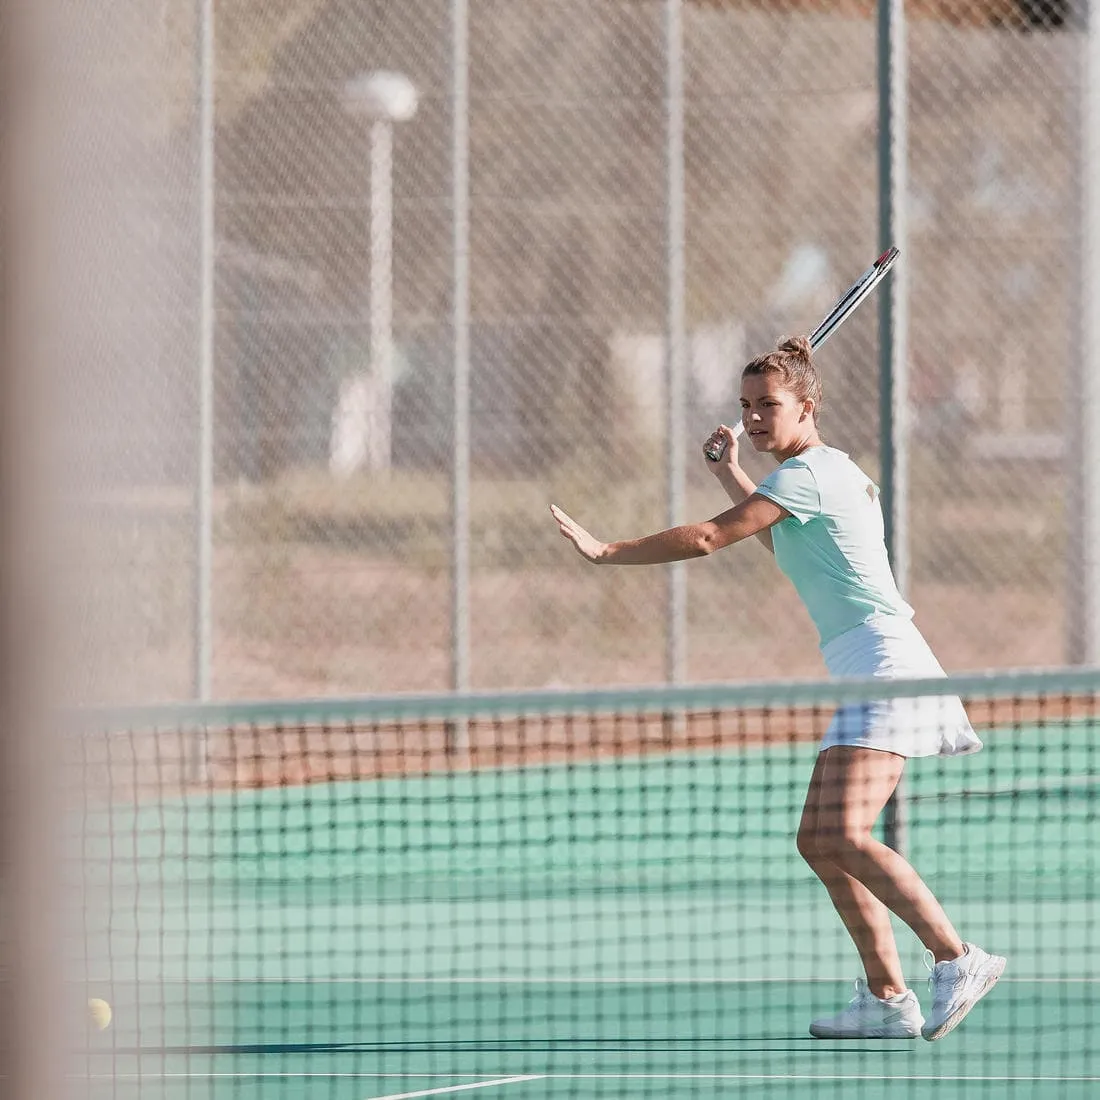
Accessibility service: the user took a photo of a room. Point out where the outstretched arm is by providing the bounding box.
[702,424,774,554]
[550,494,789,565]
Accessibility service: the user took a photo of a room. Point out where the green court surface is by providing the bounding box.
[78,978,1099,1099]
[75,716,1100,1097]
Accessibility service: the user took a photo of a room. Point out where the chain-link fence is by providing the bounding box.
[69,0,1088,705]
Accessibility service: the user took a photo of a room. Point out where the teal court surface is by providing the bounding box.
[78,977,1099,1098]
[75,702,1100,1098]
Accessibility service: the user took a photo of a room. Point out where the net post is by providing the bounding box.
[661,708,686,748]
[445,716,469,757]
[188,725,211,786]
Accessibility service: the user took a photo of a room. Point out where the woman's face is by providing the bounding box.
[740,373,816,456]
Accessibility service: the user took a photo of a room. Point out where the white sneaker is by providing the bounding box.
[809,978,924,1039]
[921,942,1006,1041]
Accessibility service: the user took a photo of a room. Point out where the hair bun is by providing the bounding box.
[776,335,813,358]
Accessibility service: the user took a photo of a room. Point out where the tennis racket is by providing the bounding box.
[705,246,899,461]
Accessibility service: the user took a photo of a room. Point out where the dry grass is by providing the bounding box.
[69,463,1066,707]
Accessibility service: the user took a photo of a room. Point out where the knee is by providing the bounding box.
[799,822,871,868]
[796,825,824,867]
[815,824,874,868]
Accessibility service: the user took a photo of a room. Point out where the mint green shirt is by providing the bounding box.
[753,445,913,646]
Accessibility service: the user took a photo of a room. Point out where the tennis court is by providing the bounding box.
[74,674,1100,1098]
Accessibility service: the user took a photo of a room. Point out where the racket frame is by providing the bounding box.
[706,246,899,459]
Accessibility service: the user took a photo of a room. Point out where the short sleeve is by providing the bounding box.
[754,459,821,524]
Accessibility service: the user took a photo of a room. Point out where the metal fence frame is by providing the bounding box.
[187,0,1100,711]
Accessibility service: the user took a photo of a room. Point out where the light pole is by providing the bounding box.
[332,71,418,476]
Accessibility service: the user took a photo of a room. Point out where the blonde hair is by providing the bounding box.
[741,335,822,423]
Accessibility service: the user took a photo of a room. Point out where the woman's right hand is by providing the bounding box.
[703,424,740,474]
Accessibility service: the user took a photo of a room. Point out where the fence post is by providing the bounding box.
[878,0,909,856]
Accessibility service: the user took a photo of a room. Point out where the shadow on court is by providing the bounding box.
[76,980,1099,1100]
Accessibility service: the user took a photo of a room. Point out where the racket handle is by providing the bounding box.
[704,422,745,462]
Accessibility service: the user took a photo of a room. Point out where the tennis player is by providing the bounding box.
[550,335,1005,1041]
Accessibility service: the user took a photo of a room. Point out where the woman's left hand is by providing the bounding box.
[550,504,607,563]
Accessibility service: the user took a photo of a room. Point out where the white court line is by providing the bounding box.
[361,1078,543,1100]
[76,1073,1100,1084]
[162,981,1100,990]
[541,1075,1100,1083]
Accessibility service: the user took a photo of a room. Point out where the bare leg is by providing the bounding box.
[798,747,964,999]
[798,752,907,998]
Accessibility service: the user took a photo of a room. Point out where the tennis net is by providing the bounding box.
[72,669,1100,1099]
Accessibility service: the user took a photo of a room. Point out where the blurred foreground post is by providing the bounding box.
[1,1,67,1096]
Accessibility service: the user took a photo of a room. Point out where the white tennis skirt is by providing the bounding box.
[820,615,983,759]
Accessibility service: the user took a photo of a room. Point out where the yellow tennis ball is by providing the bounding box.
[88,998,112,1030]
